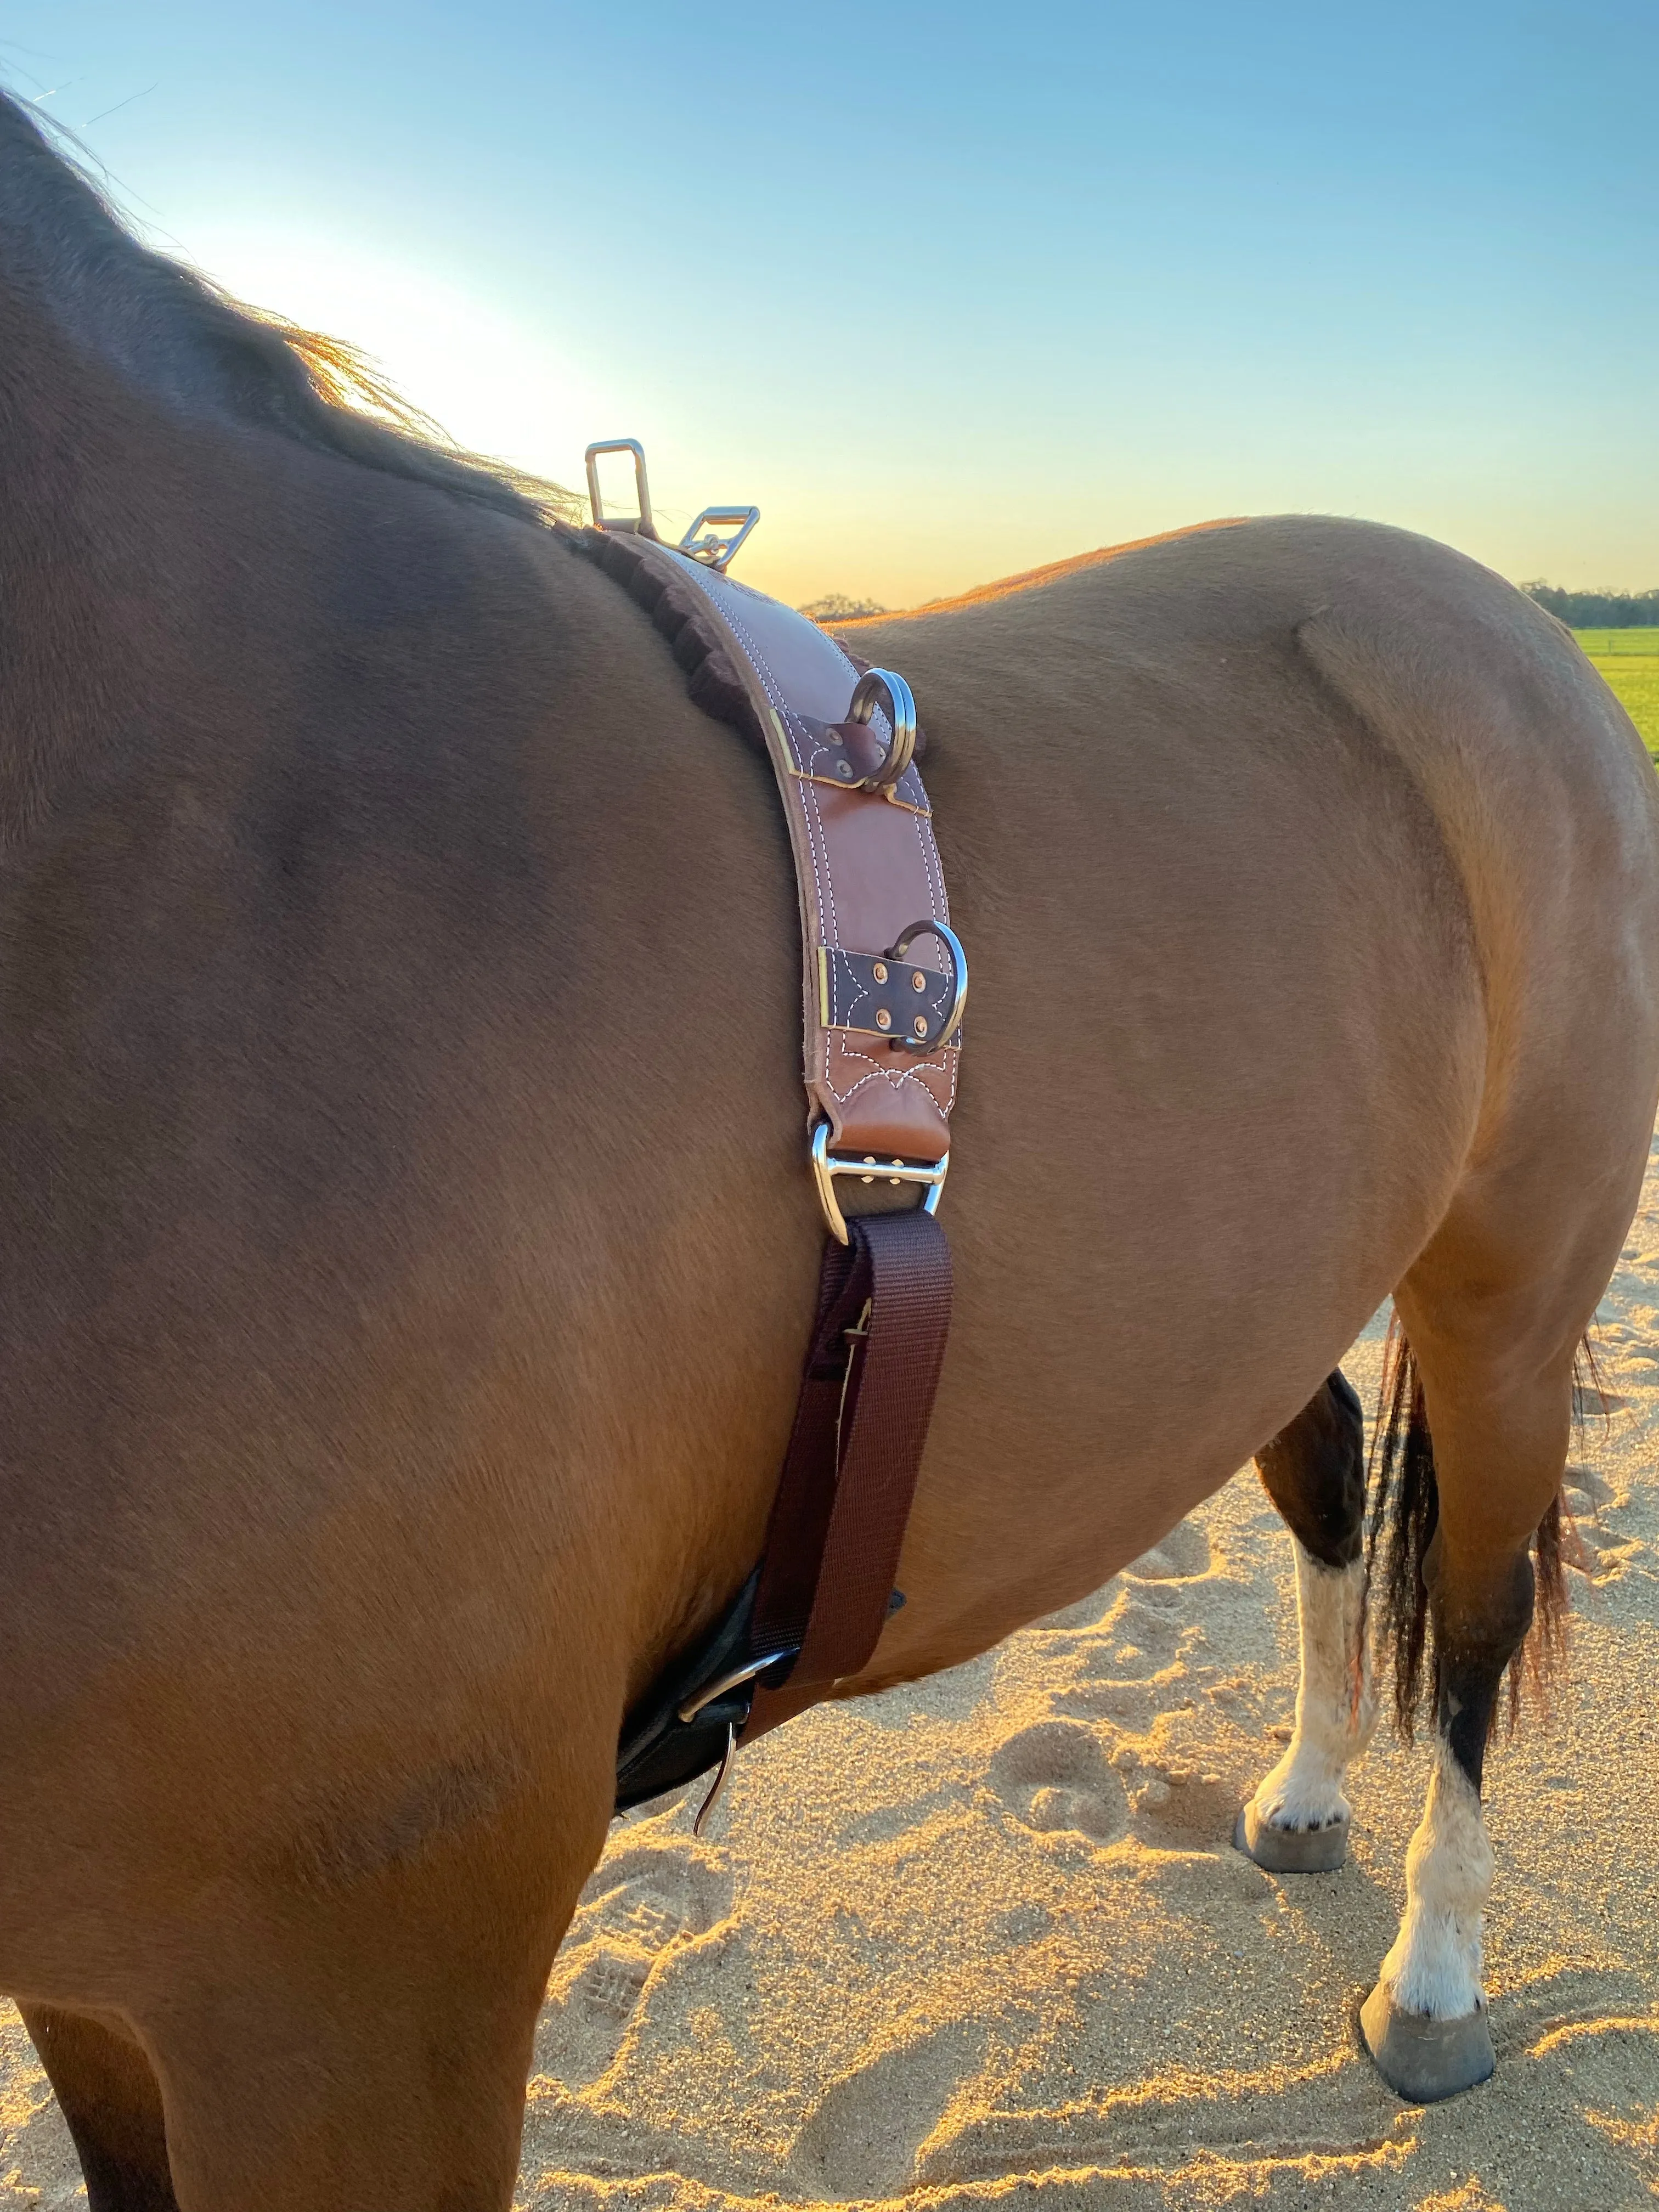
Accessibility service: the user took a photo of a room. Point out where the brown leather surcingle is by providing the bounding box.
[568,521,963,1204]
[578,454,961,1822]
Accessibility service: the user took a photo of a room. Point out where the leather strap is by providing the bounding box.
[743,1209,952,1741]
[610,1211,951,1806]
[571,525,961,1167]
[574,518,960,1806]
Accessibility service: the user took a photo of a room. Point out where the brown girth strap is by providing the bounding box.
[744,1207,951,1741]
[572,501,961,1813]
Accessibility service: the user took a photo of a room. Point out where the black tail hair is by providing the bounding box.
[1365,1316,1583,1739]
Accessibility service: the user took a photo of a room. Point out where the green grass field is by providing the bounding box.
[1575,628,1659,756]
[1574,627,1659,759]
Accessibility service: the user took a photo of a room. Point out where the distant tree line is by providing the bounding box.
[799,592,887,623]
[1522,583,1659,628]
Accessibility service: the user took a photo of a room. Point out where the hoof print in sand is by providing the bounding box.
[793,2019,987,2199]
[1118,1755,1232,1849]
[1560,1463,1643,1583]
[1081,1587,1199,1689]
[986,1719,1128,1844]
[1126,1519,1214,1581]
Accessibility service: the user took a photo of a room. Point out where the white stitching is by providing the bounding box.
[673,552,956,1109]
[913,809,945,923]
[676,562,844,943]
[803,779,838,945]
[821,1034,960,1111]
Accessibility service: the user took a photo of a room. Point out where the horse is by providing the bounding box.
[1,84,1655,2210]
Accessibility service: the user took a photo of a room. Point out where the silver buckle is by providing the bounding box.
[584,439,653,536]
[810,1122,949,1245]
[679,506,760,572]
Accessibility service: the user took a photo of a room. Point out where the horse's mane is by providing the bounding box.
[0,87,575,526]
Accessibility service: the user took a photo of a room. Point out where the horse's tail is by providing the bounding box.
[1366,1316,1577,1737]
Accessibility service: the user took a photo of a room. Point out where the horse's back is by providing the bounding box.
[857,510,1659,1188]
[832,516,1659,1673]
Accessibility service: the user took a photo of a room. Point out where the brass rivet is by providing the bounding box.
[876,1008,891,1030]
[872,961,888,984]
[861,1175,874,1185]
[891,1159,904,1168]
[912,1015,928,1037]
[862,1156,877,1166]
[911,969,927,991]
[889,1176,902,1187]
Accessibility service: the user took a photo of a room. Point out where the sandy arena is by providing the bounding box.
[5,1142,1658,2211]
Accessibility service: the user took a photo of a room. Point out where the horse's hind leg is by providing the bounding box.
[1357,1211,1600,2103]
[1237,1370,1377,1872]
[20,2005,179,2212]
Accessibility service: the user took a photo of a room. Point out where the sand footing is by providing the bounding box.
[6,1141,1659,2209]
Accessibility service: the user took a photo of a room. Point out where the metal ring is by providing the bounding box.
[884,919,967,1050]
[677,1649,798,1726]
[847,668,917,792]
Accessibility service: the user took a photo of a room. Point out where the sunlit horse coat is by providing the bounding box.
[0,85,1656,2211]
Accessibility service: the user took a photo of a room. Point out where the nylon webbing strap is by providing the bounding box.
[743,1210,952,1742]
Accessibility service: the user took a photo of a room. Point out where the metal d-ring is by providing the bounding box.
[885,919,967,1051]
[847,668,917,792]
[677,1645,795,1836]
[676,1650,798,1728]
[584,439,654,537]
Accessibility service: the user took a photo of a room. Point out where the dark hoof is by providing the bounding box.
[1358,1982,1496,2103]
[1233,1801,1348,1872]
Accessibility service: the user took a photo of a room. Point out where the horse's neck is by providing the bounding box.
[0,285,215,849]
[0,91,235,417]
[0,99,279,848]
[0,93,565,862]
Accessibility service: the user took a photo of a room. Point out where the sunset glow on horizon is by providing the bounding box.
[5,0,1654,612]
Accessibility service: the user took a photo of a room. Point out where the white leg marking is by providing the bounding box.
[1250,1541,1376,1832]
[1378,1745,1493,2020]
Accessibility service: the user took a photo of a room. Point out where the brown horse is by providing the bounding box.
[1,87,1656,2209]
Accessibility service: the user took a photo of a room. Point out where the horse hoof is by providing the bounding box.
[1358,1982,1496,2103]
[1233,1801,1348,1872]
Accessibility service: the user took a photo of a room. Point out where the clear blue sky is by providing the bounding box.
[3,2,1654,610]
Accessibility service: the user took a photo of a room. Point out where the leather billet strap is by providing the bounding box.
[567,525,961,1175]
